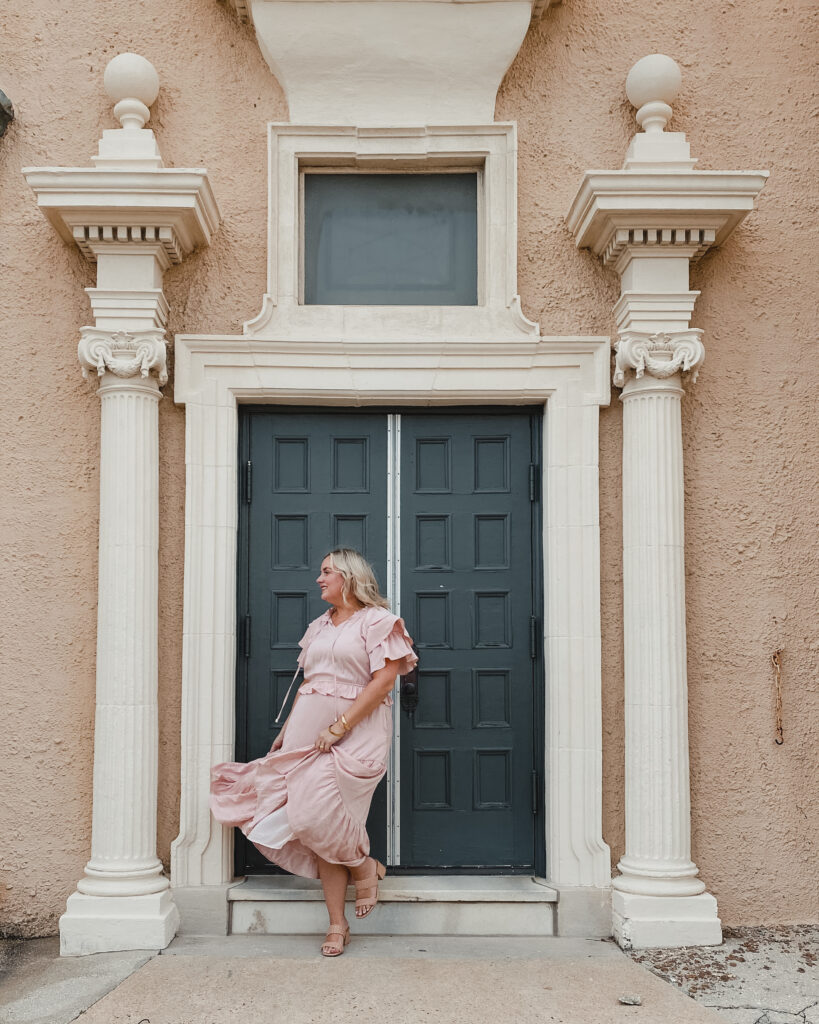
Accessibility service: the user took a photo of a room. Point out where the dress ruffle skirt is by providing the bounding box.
[210,693,392,879]
[210,609,415,879]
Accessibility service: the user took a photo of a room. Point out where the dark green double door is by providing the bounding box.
[236,408,543,874]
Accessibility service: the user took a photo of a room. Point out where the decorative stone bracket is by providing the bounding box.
[568,54,767,951]
[226,0,561,125]
[23,53,220,957]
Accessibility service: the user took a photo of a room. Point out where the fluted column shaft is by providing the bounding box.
[614,372,704,897]
[77,375,166,897]
[61,322,179,953]
[607,321,720,949]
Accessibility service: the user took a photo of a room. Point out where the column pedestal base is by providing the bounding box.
[59,888,179,956]
[612,889,722,950]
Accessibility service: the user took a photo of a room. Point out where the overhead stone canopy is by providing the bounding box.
[227,0,561,125]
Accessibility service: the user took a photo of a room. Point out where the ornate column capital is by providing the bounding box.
[78,328,168,387]
[613,329,705,389]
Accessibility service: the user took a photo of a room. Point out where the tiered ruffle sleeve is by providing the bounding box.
[364,611,417,676]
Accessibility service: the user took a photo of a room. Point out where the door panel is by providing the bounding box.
[237,410,389,873]
[399,412,537,868]
[236,407,542,875]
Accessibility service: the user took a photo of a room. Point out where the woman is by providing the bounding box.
[210,548,417,957]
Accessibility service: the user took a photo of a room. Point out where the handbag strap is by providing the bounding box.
[274,666,302,724]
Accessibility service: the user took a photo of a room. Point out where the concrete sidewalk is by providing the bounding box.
[630,926,819,1024]
[1,934,723,1024]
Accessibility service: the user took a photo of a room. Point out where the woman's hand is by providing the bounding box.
[315,725,343,753]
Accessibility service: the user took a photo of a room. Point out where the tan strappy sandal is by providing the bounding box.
[354,858,386,918]
[321,921,350,957]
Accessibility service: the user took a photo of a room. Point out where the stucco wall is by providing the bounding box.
[0,0,816,936]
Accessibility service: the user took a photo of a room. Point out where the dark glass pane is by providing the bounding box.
[304,173,478,305]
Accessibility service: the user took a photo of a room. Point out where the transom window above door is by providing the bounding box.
[302,173,478,306]
[250,125,534,343]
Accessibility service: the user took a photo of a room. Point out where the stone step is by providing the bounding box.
[228,875,558,936]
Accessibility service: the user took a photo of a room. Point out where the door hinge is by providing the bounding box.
[242,460,252,503]
[529,616,538,660]
[528,463,539,502]
[531,770,538,814]
[241,615,251,657]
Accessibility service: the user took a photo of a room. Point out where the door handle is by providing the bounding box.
[400,676,419,715]
[399,646,420,714]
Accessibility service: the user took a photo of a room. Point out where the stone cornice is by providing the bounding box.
[22,168,221,263]
[566,169,769,263]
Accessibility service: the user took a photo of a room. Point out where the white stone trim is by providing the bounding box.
[22,168,220,260]
[171,333,612,894]
[612,891,722,951]
[26,56,221,955]
[60,891,179,957]
[228,0,561,27]
[78,328,168,386]
[244,123,532,343]
[567,54,768,948]
[601,227,715,268]
[613,329,705,389]
[565,169,769,260]
[227,0,560,126]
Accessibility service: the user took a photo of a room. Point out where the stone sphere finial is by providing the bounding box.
[626,54,682,134]
[104,53,160,130]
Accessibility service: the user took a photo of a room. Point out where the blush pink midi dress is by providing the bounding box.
[210,605,417,879]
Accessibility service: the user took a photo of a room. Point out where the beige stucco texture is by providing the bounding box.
[1,0,816,937]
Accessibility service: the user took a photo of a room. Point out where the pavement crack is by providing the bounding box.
[702,999,819,1023]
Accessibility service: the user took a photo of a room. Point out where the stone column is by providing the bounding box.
[611,328,721,947]
[567,53,767,948]
[25,52,220,955]
[60,330,177,953]
[609,234,719,947]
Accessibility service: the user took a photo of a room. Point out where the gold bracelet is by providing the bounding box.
[328,722,344,738]
[341,714,352,733]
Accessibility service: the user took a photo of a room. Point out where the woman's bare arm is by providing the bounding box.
[344,661,400,728]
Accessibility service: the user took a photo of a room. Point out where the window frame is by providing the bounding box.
[245,124,528,343]
[297,164,486,307]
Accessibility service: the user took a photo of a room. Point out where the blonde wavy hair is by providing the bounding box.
[325,548,390,610]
